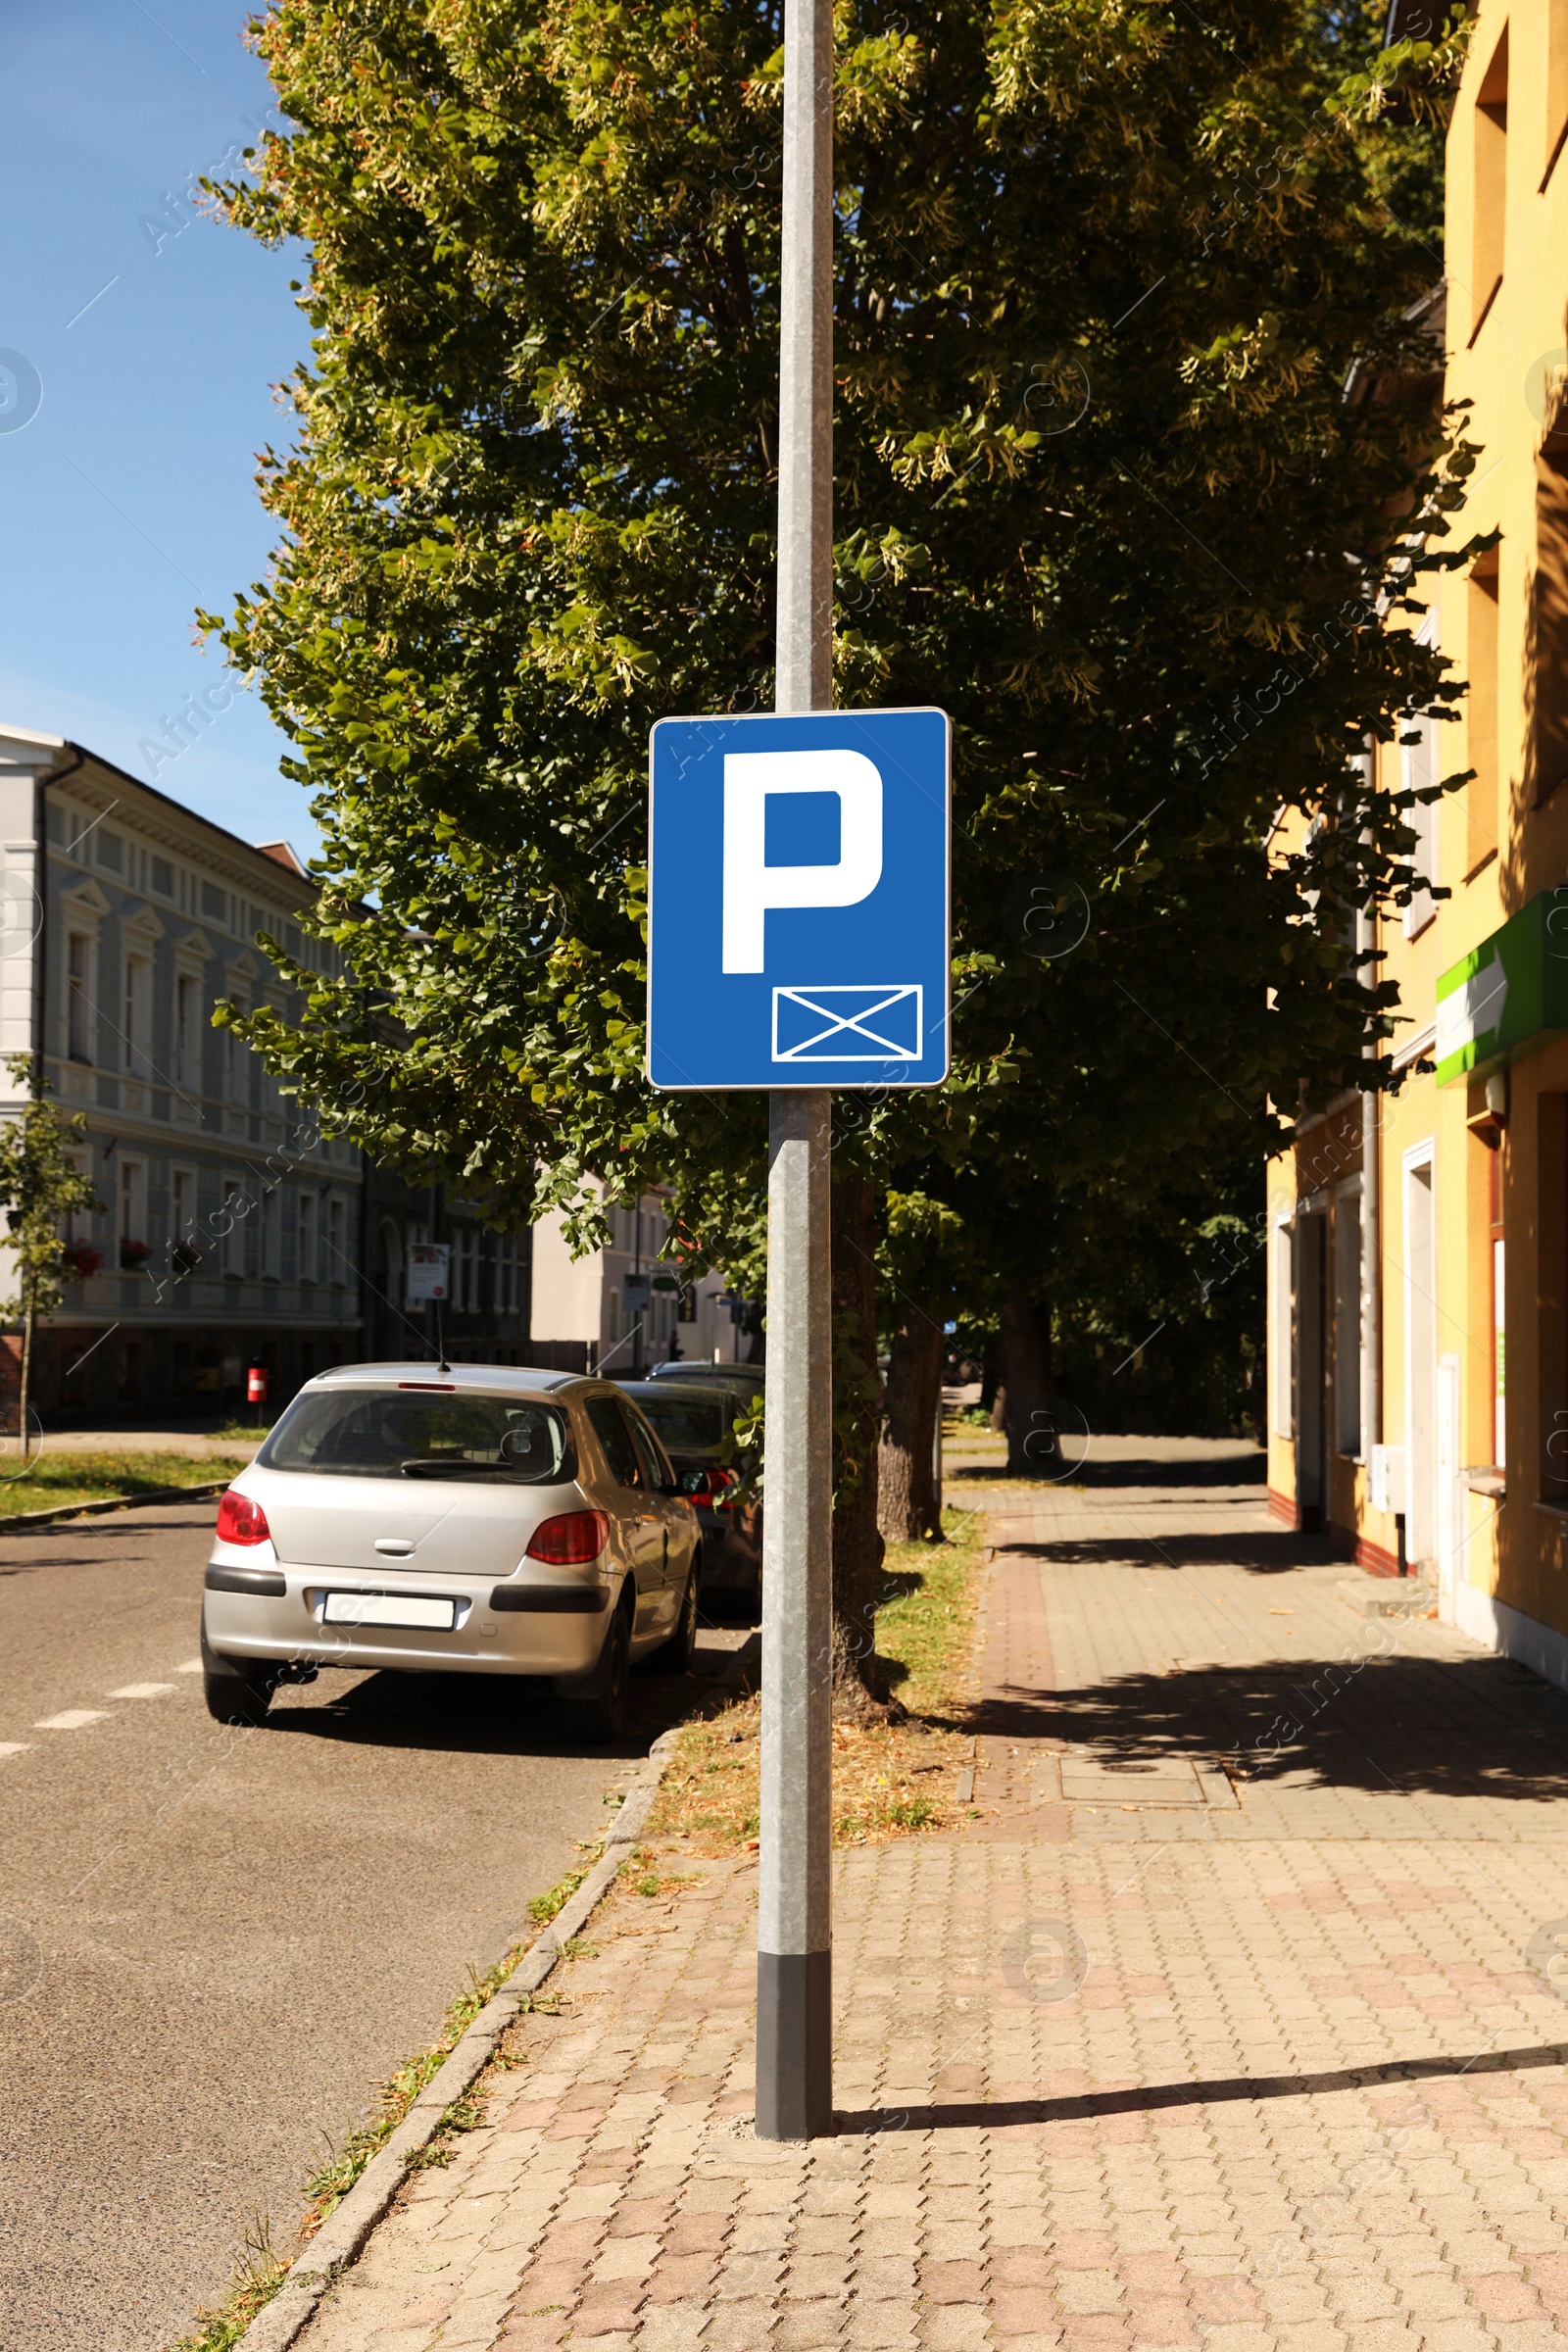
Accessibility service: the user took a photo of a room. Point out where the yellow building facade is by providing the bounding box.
[1268,0,1568,1686]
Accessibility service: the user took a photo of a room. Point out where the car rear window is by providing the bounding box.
[258,1390,574,1483]
[630,1392,726,1452]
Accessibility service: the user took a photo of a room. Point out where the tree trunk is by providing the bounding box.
[979,1333,1001,1421]
[19,1294,33,1457]
[1001,1283,1055,1476]
[830,1170,894,1717]
[877,1305,944,1542]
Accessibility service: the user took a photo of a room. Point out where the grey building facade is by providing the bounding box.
[0,725,534,1422]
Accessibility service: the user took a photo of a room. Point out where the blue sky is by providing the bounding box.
[0,1,314,856]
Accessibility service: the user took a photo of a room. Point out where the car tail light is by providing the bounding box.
[708,1468,740,1511]
[526,1509,612,1566]
[217,1489,270,1547]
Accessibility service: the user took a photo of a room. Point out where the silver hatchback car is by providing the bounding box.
[201,1364,700,1740]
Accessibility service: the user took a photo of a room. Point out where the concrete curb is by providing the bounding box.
[0,1479,228,1533]
[238,1628,761,2352]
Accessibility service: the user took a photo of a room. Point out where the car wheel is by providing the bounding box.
[200,1625,279,1727]
[650,1563,700,1674]
[557,1592,632,1742]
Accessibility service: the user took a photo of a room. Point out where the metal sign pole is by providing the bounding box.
[756,0,835,2143]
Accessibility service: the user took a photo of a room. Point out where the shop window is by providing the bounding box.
[1492,1148,1506,1470]
[1471,26,1508,342]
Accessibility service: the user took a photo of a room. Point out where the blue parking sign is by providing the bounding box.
[647,707,951,1092]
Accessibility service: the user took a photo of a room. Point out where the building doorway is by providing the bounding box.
[1296,1208,1328,1530]
[1405,1152,1437,1571]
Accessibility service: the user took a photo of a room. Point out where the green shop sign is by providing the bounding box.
[1435,890,1568,1086]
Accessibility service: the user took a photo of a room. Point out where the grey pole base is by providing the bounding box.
[756,1948,834,2139]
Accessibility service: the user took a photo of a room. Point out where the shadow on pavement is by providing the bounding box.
[977,1639,1568,1802]
[1005,1531,1325,1573]
[836,2038,1568,2134]
[954,1446,1265,1490]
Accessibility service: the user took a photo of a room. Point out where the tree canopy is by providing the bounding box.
[212,0,1473,1211]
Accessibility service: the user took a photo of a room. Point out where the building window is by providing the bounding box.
[67,934,92,1061]
[326,1194,344,1283]
[171,1168,195,1268]
[1532,397,1568,804]
[1466,548,1500,861]
[494,1233,524,1316]
[298,1190,318,1285]
[1334,1191,1362,1457]
[65,1151,94,1246]
[222,1177,245,1279]
[262,1184,282,1280]
[122,954,150,1075]
[119,1159,146,1265]
[227,1001,249,1103]
[1401,710,1441,938]
[1472,25,1508,341]
[1548,0,1568,187]
[175,972,202,1092]
[1270,1219,1295,1439]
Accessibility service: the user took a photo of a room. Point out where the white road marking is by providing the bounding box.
[108,1683,175,1699]
[34,1709,111,1731]
[176,1658,203,1674]
[0,1742,30,1760]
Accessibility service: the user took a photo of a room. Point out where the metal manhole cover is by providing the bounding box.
[1060,1753,1212,1808]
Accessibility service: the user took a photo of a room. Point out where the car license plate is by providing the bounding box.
[322,1592,458,1631]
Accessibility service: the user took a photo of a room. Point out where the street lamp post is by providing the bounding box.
[756,0,836,2143]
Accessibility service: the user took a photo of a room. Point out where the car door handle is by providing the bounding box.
[374,1539,415,1556]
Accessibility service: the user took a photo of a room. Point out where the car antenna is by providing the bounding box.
[436,1299,451,1376]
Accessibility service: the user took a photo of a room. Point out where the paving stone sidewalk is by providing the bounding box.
[292,1449,1568,2352]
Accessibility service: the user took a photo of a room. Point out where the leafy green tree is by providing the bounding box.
[208,0,1475,1695]
[0,1058,101,1452]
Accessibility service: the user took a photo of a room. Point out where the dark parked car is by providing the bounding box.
[614,1379,761,1614]
[647,1358,764,1399]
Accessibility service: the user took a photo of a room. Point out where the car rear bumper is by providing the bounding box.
[202,1558,617,1676]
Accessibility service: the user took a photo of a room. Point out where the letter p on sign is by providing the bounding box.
[722,750,882,973]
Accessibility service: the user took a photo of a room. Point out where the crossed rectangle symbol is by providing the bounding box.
[771,983,923,1062]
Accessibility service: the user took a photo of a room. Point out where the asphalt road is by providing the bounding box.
[0,1497,748,2352]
